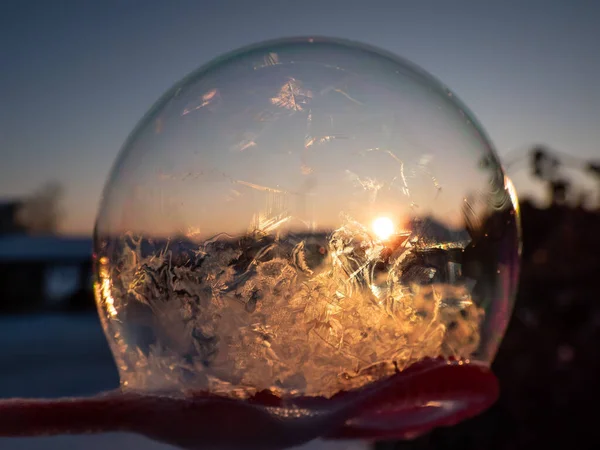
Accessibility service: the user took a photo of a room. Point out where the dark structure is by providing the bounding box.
[0,235,94,313]
[0,201,25,235]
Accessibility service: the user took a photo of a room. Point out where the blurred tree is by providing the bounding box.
[530,146,559,180]
[530,146,573,206]
[16,181,64,234]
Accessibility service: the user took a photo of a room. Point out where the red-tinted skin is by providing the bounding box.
[0,358,497,450]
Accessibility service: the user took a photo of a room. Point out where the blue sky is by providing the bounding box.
[1,0,598,234]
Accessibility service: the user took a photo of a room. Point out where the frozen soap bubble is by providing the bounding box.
[94,37,520,400]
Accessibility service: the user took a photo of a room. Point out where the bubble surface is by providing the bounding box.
[94,37,520,398]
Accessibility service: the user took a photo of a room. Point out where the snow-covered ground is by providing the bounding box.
[0,314,367,450]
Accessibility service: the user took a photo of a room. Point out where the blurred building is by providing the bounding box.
[0,235,94,313]
[0,200,25,234]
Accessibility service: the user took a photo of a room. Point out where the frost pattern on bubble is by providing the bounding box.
[93,38,520,400]
[96,214,483,398]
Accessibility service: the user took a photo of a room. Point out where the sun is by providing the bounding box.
[372,216,395,241]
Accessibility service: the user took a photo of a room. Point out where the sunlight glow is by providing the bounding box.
[372,216,395,241]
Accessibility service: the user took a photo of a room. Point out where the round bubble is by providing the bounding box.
[94,37,520,398]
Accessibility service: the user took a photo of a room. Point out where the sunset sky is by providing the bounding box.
[1,0,598,235]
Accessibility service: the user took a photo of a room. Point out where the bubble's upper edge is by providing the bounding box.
[94,36,503,240]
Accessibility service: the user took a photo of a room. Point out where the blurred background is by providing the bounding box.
[0,0,598,449]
